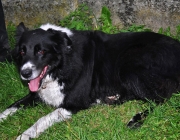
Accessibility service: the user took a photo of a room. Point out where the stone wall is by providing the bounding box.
[2,0,78,28]
[80,0,180,32]
[2,0,180,32]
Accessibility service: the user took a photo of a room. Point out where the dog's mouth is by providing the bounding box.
[28,66,48,92]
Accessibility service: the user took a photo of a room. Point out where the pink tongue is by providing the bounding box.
[28,66,48,92]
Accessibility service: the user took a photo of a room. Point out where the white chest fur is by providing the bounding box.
[38,75,65,107]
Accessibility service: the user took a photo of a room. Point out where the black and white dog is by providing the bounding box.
[1,22,180,139]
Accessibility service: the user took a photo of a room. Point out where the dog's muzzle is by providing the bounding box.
[21,69,32,79]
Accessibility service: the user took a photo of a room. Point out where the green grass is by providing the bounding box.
[0,5,180,140]
[0,65,180,140]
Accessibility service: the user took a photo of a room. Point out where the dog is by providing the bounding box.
[1,22,180,139]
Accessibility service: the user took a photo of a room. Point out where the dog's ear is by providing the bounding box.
[47,29,72,53]
[16,22,28,42]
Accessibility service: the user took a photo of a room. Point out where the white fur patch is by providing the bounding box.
[40,23,73,37]
[96,99,102,104]
[21,61,35,71]
[38,75,65,107]
[16,108,71,139]
[0,107,18,122]
[21,61,41,80]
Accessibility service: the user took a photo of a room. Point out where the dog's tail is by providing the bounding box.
[127,107,153,128]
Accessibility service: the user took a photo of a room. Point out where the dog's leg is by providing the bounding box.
[0,107,18,122]
[105,94,120,105]
[0,92,39,122]
[16,108,72,140]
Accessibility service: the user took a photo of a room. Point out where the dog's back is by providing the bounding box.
[85,31,180,103]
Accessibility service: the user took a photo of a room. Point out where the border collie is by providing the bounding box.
[1,22,180,139]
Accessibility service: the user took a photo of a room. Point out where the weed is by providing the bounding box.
[97,6,119,33]
[59,5,119,33]
[120,24,152,32]
[158,26,172,37]
[6,22,16,49]
[175,25,180,41]
[158,25,180,41]
[60,4,94,30]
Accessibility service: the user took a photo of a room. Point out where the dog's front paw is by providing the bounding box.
[0,113,6,122]
[16,134,30,140]
[0,107,18,122]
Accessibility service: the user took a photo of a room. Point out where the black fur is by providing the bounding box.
[11,23,180,127]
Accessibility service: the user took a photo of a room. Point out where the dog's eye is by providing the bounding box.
[20,50,25,56]
[38,50,45,55]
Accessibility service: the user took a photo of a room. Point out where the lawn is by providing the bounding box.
[0,63,180,139]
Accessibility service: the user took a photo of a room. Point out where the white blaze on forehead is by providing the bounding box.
[40,23,73,37]
[21,61,35,71]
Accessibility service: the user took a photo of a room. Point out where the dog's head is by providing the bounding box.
[14,22,73,92]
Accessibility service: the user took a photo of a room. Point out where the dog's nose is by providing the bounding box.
[21,69,32,79]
